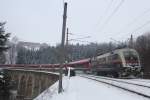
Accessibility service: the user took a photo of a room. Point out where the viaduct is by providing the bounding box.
[1,67,60,100]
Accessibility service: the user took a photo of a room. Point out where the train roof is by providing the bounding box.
[68,58,90,65]
[96,48,137,59]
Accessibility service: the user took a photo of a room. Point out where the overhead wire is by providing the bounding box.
[117,8,150,36]
[68,32,91,38]
[95,0,114,29]
[69,36,91,41]
[69,39,91,43]
[98,0,125,33]
[93,0,150,43]
[131,20,150,34]
[67,31,92,44]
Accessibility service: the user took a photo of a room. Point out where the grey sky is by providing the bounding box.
[1,0,150,45]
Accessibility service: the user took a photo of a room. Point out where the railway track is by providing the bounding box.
[88,75,150,88]
[80,75,150,99]
[130,79,150,83]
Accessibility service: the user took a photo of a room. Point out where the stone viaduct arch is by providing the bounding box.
[4,69,59,100]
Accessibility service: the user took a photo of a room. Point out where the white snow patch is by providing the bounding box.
[34,76,149,100]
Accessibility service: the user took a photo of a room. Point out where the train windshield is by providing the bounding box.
[123,50,139,63]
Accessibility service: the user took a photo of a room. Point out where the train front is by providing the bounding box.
[121,49,141,77]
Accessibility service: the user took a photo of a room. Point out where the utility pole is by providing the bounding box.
[66,28,69,47]
[58,2,67,93]
[130,34,133,48]
[66,28,70,62]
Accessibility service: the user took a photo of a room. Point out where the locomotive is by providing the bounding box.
[90,48,141,77]
[68,48,141,78]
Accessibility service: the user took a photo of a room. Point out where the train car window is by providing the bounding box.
[108,56,112,61]
[97,57,106,64]
[108,54,117,60]
[103,58,106,63]
[112,54,119,60]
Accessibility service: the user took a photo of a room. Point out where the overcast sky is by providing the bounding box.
[1,0,150,45]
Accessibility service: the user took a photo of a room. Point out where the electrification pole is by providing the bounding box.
[130,34,133,48]
[66,28,70,62]
[66,28,69,47]
[58,2,67,93]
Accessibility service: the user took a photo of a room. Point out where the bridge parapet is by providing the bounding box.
[4,69,59,100]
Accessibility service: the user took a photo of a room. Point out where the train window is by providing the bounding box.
[112,54,119,60]
[123,51,138,61]
[108,56,112,61]
[103,58,106,63]
[98,57,106,64]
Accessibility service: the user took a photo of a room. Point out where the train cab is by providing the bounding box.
[119,48,141,76]
[121,49,140,68]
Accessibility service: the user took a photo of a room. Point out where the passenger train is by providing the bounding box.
[0,48,141,78]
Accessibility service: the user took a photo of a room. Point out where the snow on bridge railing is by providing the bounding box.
[5,68,60,75]
[0,61,91,69]
[0,64,60,68]
[0,58,91,71]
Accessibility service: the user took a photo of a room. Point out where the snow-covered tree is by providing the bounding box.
[0,22,10,64]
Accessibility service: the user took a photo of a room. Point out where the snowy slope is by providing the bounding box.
[34,76,149,100]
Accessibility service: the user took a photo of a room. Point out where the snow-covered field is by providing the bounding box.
[34,76,149,100]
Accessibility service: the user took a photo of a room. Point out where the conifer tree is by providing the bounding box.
[0,22,10,64]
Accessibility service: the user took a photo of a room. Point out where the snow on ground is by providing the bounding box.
[85,76,150,96]
[86,74,150,87]
[117,78,150,87]
[34,76,149,100]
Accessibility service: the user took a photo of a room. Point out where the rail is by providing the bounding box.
[80,75,150,99]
